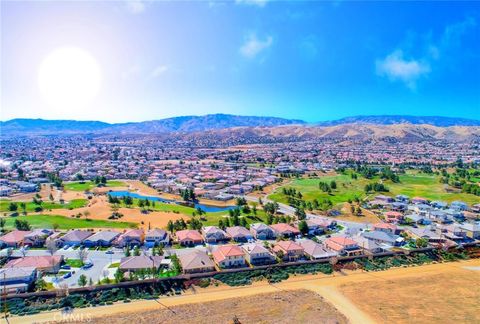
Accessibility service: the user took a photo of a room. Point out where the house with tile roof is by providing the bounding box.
[241,243,275,265]
[212,245,246,268]
[325,236,362,256]
[176,230,204,246]
[269,223,300,238]
[0,230,31,248]
[5,255,63,273]
[272,240,304,262]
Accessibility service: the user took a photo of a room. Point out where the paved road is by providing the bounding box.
[15,247,125,287]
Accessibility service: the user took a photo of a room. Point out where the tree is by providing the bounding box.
[133,246,140,256]
[78,274,88,287]
[170,254,182,273]
[89,277,94,286]
[167,220,174,233]
[114,269,124,283]
[19,202,27,215]
[52,223,60,231]
[77,248,89,263]
[330,180,337,190]
[83,210,90,220]
[298,220,309,235]
[8,202,18,212]
[125,247,131,257]
[14,219,31,231]
[35,277,47,291]
[0,218,5,231]
[46,239,57,256]
[49,193,54,201]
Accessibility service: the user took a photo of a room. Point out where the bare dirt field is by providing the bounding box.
[15,259,480,324]
[336,203,382,223]
[339,264,480,324]
[85,290,347,324]
[40,195,186,229]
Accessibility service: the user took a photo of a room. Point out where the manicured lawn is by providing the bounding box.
[65,259,84,268]
[109,262,120,268]
[269,174,370,206]
[0,199,88,213]
[1,214,137,230]
[388,173,480,204]
[64,180,127,191]
[269,171,480,206]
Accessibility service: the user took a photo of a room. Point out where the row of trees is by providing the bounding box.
[364,182,389,193]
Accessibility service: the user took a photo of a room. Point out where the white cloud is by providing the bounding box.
[376,50,430,90]
[240,33,273,59]
[235,0,269,7]
[151,65,168,78]
[125,0,146,14]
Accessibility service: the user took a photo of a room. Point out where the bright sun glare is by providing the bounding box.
[38,47,101,111]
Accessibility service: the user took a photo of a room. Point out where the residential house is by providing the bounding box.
[178,250,215,274]
[23,229,53,247]
[353,236,385,254]
[241,243,275,265]
[57,230,92,247]
[450,201,468,211]
[119,255,164,272]
[5,255,63,273]
[405,213,432,225]
[225,226,253,242]
[212,245,246,268]
[145,229,170,247]
[441,225,467,242]
[84,230,120,247]
[0,230,31,248]
[176,230,204,246]
[269,223,300,239]
[0,267,37,293]
[324,237,362,256]
[362,230,404,247]
[201,226,228,244]
[460,223,480,240]
[250,223,275,240]
[298,239,337,260]
[372,223,401,235]
[384,211,404,223]
[411,197,429,205]
[115,229,145,248]
[273,240,304,262]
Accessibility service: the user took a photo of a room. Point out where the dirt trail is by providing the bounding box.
[9,259,480,324]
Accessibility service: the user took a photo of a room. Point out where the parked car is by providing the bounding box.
[82,263,93,270]
[106,250,114,255]
[63,272,72,279]
[60,265,71,270]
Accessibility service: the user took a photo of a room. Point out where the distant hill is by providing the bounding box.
[0,114,305,136]
[2,114,480,137]
[317,115,480,127]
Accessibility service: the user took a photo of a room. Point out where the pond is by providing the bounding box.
[108,191,236,213]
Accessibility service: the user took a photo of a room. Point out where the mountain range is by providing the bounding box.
[1,114,479,137]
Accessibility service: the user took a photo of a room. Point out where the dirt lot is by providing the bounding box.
[40,195,187,229]
[12,259,480,324]
[85,290,347,324]
[339,265,480,324]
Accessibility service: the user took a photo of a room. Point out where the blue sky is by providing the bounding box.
[1,1,479,122]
